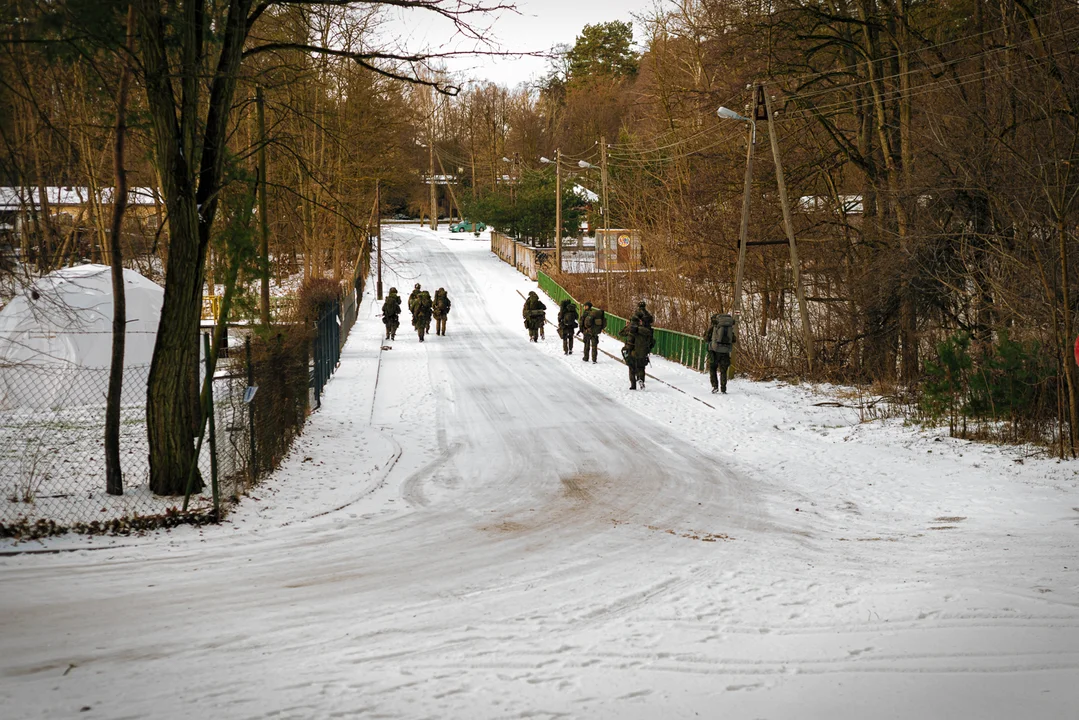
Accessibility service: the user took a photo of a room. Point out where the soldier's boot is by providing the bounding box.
[628,366,636,390]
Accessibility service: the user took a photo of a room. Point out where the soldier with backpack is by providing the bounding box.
[619,313,655,390]
[522,291,546,342]
[410,287,433,341]
[557,299,579,355]
[580,301,606,363]
[635,301,654,327]
[381,287,401,340]
[703,313,737,393]
[432,287,451,336]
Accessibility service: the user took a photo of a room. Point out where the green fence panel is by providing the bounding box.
[538,271,707,373]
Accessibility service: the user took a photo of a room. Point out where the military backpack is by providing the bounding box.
[709,321,735,353]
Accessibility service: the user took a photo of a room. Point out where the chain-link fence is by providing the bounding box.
[0,362,248,528]
[1,293,355,534]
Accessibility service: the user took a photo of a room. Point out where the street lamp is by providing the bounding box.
[501,155,519,241]
[718,94,815,370]
[717,105,755,314]
[540,151,563,272]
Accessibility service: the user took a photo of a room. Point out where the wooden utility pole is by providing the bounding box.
[435,151,462,220]
[601,136,610,308]
[555,148,562,273]
[763,87,816,371]
[376,179,383,300]
[428,139,437,230]
[733,117,755,313]
[256,86,271,327]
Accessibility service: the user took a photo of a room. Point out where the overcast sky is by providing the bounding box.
[380,0,661,88]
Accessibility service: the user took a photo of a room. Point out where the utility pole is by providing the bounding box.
[428,138,437,230]
[555,148,562,273]
[376,178,383,300]
[733,114,755,314]
[601,136,610,308]
[763,87,816,371]
[256,86,271,327]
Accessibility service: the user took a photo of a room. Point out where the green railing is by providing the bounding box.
[537,272,707,373]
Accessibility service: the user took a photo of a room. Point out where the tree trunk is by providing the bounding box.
[105,5,136,497]
[1060,219,1078,455]
[139,0,252,495]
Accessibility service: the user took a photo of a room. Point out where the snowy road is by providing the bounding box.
[2,226,1079,719]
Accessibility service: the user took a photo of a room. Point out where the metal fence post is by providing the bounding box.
[203,332,220,519]
[246,337,256,485]
[313,313,322,409]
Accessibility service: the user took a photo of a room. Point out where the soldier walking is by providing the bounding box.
[636,300,654,327]
[433,287,452,336]
[522,291,546,342]
[703,312,737,393]
[410,286,433,341]
[619,313,655,390]
[381,287,401,340]
[557,299,579,355]
[580,301,606,363]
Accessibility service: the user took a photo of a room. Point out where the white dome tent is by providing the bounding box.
[0,264,163,409]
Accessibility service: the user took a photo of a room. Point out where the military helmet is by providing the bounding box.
[583,301,593,308]
[638,301,647,309]
[389,287,397,294]
[437,287,445,293]
[414,283,421,290]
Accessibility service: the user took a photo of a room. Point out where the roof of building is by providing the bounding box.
[0,187,162,211]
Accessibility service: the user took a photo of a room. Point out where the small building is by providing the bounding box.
[0,186,163,238]
[594,228,642,271]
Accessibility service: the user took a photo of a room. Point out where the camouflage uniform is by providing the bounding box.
[522,291,546,342]
[619,314,655,389]
[433,288,451,336]
[557,299,579,355]
[381,287,401,340]
[702,313,736,393]
[410,289,433,341]
[580,302,606,363]
[635,301,655,327]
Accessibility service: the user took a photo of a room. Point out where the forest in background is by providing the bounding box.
[433,1,1079,453]
[2,0,1078,470]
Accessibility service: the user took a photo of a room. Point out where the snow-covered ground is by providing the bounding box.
[2,225,1078,719]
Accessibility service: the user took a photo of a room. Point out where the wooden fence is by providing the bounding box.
[490,231,546,280]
